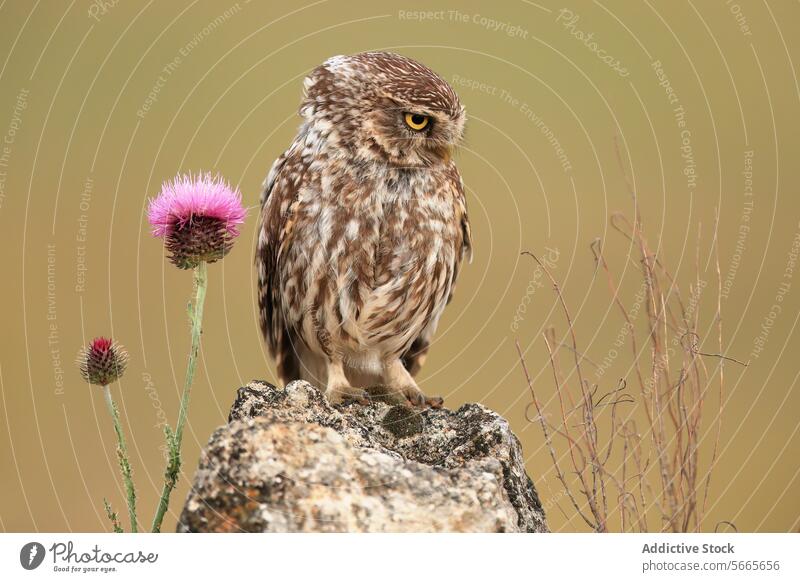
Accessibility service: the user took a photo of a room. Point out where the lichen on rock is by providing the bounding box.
[178,380,548,532]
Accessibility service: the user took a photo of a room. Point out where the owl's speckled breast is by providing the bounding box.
[280,164,459,364]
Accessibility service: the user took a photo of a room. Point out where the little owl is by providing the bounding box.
[256,51,471,407]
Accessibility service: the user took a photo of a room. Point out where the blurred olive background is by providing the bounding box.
[0,0,798,533]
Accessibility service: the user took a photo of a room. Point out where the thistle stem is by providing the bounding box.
[151,261,208,533]
[103,385,138,533]
[103,498,123,533]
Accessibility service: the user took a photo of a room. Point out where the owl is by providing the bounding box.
[256,51,471,407]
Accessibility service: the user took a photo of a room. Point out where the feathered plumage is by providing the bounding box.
[256,52,471,406]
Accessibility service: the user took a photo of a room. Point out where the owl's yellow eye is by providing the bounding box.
[404,112,430,131]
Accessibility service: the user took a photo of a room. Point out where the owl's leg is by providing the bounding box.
[382,359,444,408]
[325,358,369,405]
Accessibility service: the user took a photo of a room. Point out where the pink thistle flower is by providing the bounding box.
[148,173,247,269]
[77,337,129,386]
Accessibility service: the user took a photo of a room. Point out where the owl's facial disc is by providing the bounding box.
[398,105,463,164]
[358,99,464,168]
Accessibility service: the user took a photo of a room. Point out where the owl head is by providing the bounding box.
[300,51,466,168]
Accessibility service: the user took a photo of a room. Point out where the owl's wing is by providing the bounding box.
[402,163,472,376]
[449,163,474,296]
[256,148,303,382]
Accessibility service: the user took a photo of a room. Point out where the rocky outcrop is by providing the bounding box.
[178,380,548,532]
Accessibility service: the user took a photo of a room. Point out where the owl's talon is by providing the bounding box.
[401,388,426,408]
[425,395,444,409]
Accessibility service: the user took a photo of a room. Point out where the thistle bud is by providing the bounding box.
[77,337,129,386]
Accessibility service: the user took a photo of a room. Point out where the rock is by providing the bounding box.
[178,380,548,532]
